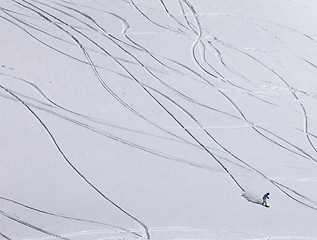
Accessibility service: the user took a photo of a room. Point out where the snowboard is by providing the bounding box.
[261,203,270,208]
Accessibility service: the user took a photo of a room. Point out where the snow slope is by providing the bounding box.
[1,0,317,239]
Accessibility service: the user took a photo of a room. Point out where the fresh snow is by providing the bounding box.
[1,0,317,239]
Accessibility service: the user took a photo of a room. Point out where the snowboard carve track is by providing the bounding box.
[0,208,69,240]
[1,83,151,238]
[0,232,12,240]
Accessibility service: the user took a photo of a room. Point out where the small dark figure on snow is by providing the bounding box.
[262,192,270,207]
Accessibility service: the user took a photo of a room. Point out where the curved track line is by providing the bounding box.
[159,0,191,31]
[0,233,11,240]
[0,83,150,239]
[0,86,224,174]
[166,52,314,162]
[0,196,141,238]
[0,209,69,240]
[18,0,195,152]
[145,85,317,209]
[39,0,196,146]
[214,38,317,163]
[47,0,246,192]
[0,72,188,146]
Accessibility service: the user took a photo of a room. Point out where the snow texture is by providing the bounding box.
[1,0,317,239]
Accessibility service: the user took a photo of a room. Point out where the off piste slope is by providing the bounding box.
[1,0,317,239]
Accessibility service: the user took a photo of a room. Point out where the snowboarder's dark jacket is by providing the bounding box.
[263,193,270,199]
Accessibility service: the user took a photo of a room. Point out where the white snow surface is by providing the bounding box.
[1,0,317,239]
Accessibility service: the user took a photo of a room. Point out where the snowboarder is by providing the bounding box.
[262,192,270,207]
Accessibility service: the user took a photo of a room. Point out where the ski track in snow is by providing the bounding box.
[1,0,317,239]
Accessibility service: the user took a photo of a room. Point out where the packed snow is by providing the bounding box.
[1,0,317,239]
